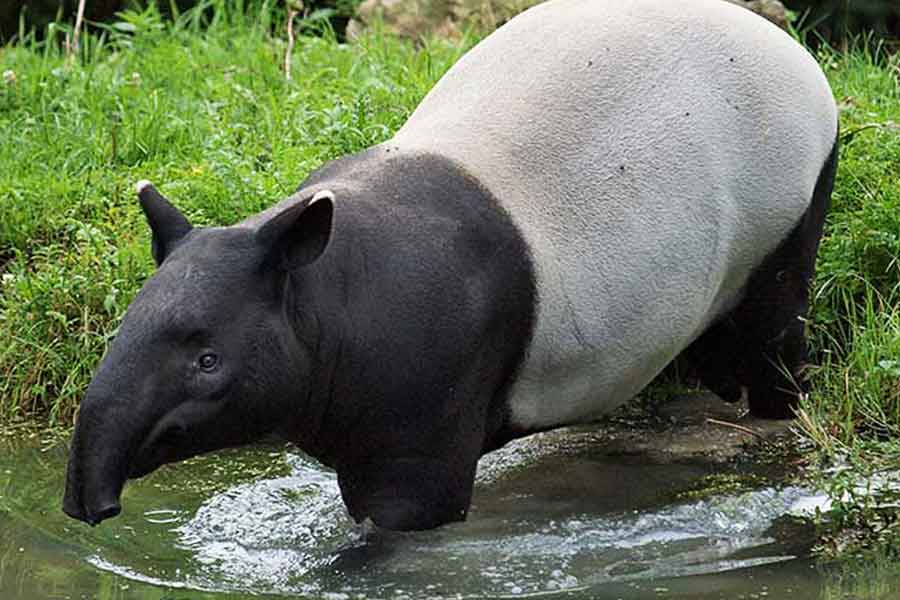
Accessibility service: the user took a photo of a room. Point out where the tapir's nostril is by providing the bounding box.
[89,502,122,526]
[62,499,87,523]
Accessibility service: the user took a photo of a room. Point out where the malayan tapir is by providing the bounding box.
[63,0,839,531]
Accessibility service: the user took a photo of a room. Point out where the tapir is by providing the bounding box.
[63,0,839,531]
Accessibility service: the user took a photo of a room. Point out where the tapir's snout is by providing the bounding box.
[62,444,127,526]
[62,384,141,527]
[62,490,121,526]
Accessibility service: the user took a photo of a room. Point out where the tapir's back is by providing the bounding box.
[391,0,837,430]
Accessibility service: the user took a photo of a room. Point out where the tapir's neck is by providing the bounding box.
[270,266,347,466]
[274,144,539,463]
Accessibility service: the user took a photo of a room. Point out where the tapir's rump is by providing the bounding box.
[394,0,838,430]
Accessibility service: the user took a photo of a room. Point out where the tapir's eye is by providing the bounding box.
[198,352,219,373]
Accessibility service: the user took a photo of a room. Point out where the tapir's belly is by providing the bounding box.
[393,0,838,429]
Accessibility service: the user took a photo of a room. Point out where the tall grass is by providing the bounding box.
[801,287,900,451]
[0,1,474,423]
[785,41,900,548]
[798,43,900,469]
[812,43,900,326]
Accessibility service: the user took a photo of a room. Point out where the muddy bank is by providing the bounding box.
[495,391,797,467]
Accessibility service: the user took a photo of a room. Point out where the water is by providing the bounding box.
[1,426,898,600]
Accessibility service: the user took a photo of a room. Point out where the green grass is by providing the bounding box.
[797,43,900,524]
[812,44,900,324]
[0,2,474,423]
[789,42,900,550]
[0,0,898,544]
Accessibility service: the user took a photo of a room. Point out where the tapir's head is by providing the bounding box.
[63,181,334,526]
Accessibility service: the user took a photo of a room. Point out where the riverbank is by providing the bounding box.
[1,3,898,550]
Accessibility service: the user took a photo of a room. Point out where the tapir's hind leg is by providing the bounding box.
[685,133,839,419]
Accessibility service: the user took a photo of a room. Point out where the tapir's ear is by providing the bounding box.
[136,180,193,267]
[255,189,334,270]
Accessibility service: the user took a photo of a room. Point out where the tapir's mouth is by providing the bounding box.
[129,422,187,478]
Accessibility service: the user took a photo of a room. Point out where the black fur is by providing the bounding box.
[138,183,193,266]
[272,147,538,529]
[63,147,537,531]
[683,131,839,418]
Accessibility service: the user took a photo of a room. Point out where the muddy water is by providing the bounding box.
[1,417,898,600]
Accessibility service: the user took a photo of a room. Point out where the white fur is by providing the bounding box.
[135,180,153,194]
[391,0,837,430]
[309,189,335,206]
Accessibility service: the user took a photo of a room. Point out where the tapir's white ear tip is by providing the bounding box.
[135,180,154,195]
[309,189,335,205]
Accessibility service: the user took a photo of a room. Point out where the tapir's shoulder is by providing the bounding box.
[283,147,539,446]
[264,147,526,249]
